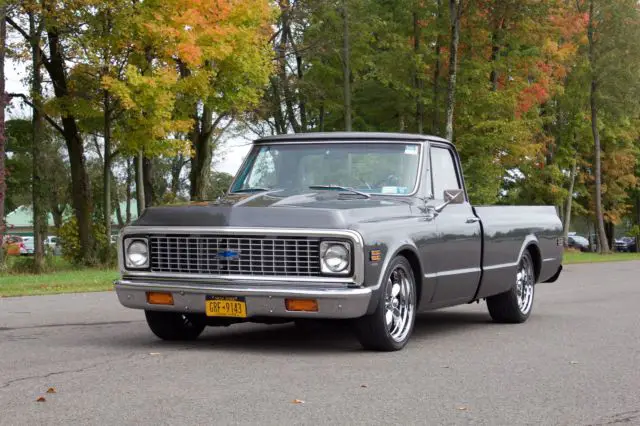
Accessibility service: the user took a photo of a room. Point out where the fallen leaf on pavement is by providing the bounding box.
[46,387,56,394]
[36,396,46,402]
[292,399,305,404]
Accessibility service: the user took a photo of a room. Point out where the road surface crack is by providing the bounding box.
[0,353,138,390]
[587,410,640,425]
[0,320,142,332]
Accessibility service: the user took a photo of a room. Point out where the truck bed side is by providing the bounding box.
[473,205,563,299]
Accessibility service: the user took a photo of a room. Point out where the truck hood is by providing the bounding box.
[131,192,415,230]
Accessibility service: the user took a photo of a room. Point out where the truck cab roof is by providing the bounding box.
[255,131,452,146]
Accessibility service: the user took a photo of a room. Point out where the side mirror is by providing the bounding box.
[443,188,465,204]
[424,188,466,221]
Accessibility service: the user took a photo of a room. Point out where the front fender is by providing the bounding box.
[362,241,428,315]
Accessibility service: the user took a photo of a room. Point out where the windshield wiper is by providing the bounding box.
[232,187,274,193]
[308,185,371,199]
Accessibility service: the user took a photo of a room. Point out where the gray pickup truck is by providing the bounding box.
[115,132,563,351]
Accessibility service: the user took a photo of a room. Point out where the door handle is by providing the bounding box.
[466,217,480,224]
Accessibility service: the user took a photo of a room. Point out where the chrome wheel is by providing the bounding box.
[384,266,415,343]
[516,253,535,315]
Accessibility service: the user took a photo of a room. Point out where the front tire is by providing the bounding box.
[354,256,417,351]
[144,310,207,341]
[486,250,535,323]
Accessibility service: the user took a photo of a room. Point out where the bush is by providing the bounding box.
[3,251,62,274]
[59,217,116,267]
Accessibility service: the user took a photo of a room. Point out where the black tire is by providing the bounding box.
[144,310,207,341]
[354,256,417,351]
[486,250,536,323]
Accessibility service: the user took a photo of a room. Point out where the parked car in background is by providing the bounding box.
[20,236,35,255]
[567,234,590,252]
[44,236,62,255]
[2,235,24,256]
[614,237,637,252]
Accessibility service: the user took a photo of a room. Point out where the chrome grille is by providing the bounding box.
[149,235,321,276]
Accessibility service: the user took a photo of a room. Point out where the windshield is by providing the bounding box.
[230,142,421,196]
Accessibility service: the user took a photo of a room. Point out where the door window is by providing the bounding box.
[430,146,461,200]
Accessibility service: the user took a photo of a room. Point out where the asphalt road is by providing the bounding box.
[1,262,640,426]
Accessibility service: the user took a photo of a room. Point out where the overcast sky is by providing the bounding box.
[4,58,252,176]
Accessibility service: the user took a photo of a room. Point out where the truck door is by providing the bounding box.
[428,144,483,304]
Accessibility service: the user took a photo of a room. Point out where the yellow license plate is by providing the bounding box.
[205,296,247,318]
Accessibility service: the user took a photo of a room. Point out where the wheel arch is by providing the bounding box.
[367,243,426,314]
[525,243,542,283]
[395,247,423,309]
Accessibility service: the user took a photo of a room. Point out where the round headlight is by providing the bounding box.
[322,244,349,273]
[126,240,148,268]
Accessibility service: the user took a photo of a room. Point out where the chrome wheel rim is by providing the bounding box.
[516,255,534,315]
[384,266,415,342]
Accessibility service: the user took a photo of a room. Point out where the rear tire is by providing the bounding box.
[354,256,417,351]
[486,250,536,323]
[144,310,207,341]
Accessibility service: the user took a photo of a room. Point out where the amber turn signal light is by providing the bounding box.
[146,292,174,305]
[285,298,319,312]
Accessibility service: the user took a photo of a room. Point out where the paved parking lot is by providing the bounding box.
[1,261,639,425]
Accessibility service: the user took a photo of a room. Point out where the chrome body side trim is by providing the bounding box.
[114,279,372,319]
[424,267,481,279]
[483,262,518,271]
[118,226,365,285]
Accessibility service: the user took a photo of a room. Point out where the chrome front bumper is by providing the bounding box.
[114,279,372,319]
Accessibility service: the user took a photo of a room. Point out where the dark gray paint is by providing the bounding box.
[125,132,563,315]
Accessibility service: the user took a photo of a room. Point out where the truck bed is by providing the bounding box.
[473,205,564,299]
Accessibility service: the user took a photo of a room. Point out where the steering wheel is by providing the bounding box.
[375,174,400,188]
[354,176,372,189]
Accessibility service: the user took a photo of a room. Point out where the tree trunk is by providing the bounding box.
[588,0,609,254]
[319,104,325,132]
[489,15,505,91]
[170,154,185,195]
[51,206,63,232]
[103,90,112,253]
[445,0,463,142]
[143,156,153,208]
[269,76,287,134]
[114,176,123,228]
[126,157,132,223]
[342,0,352,131]
[45,27,94,263]
[0,4,6,266]
[432,0,443,135]
[590,82,609,253]
[413,11,424,134]
[136,151,145,216]
[562,158,577,244]
[295,49,307,132]
[605,221,614,250]
[189,107,214,201]
[275,3,300,133]
[286,23,307,132]
[30,13,46,272]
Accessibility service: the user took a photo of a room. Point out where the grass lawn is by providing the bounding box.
[0,268,118,297]
[562,251,640,265]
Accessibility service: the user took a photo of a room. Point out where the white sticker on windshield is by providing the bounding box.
[404,145,418,155]
[382,186,409,194]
